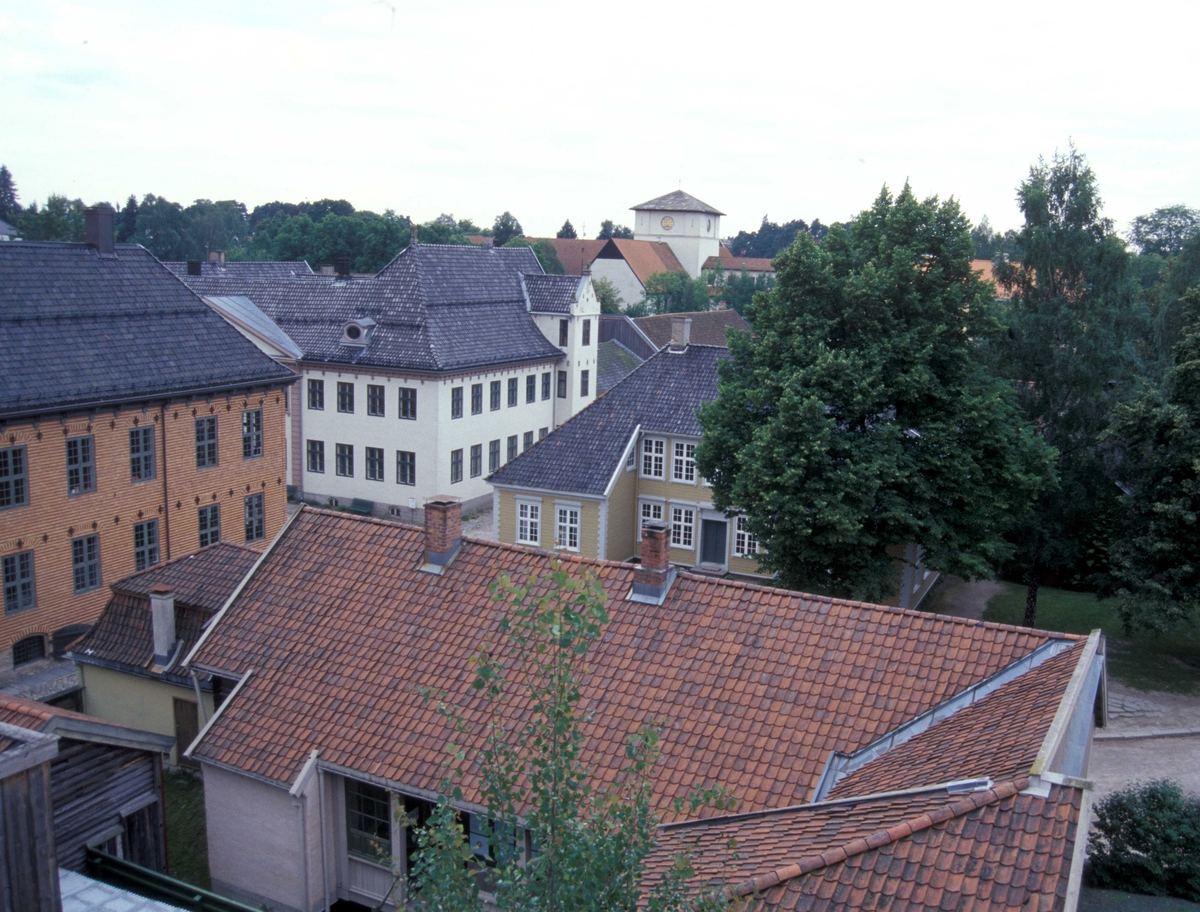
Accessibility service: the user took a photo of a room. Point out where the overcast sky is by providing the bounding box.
[3,1,1197,240]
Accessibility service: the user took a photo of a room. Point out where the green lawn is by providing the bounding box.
[164,768,211,890]
[984,583,1200,694]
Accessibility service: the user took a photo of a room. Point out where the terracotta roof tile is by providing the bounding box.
[188,509,1070,817]
[634,309,751,349]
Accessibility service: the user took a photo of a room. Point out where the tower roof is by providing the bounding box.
[630,189,725,215]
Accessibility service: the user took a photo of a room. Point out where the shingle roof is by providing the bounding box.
[0,243,298,419]
[187,507,1073,817]
[70,543,259,679]
[488,344,725,495]
[597,238,687,287]
[634,309,751,349]
[631,190,726,216]
[522,273,583,314]
[597,339,645,394]
[163,260,313,279]
[174,244,564,374]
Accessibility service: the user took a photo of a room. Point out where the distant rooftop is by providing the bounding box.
[630,189,725,215]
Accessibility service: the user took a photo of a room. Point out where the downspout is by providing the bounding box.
[318,765,330,911]
[191,670,208,725]
[161,403,171,560]
[296,797,311,912]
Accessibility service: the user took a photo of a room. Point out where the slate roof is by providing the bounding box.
[631,190,726,216]
[0,242,297,420]
[163,260,313,279]
[174,244,564,374]
[488,344,725,495]
[186,507,1077,818]
[597,238,687,287]
[634,309,751,349]
[70,543,259,681]
[522,273,583,314]
[597,339,645,394]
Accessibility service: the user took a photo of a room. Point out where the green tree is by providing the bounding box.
[501,237,565,275]
[492,211,524,247]
[592,277,625,314]
[183,199,249,259]
[117,194,139,243]
[1128,205,1199,259]
[729,216,828,258]
[696,183,1051,602]
[596,219,633,240]
[417,220,474,246]
[707,264,773,316]
[0,165,18,221]
[992,145,1145,625]
[641,270,710,314]
[135,193,190,259]
[1104,289,1200,632]
[16,195,87,241]
[409,568,729,912]
[969,215,1020,261]
[556,220,577,239]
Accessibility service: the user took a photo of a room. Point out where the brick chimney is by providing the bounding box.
[207,250,226,266]
[669,317,692,352]
[149,584,177,665]
[422,496,462,573]
[85,205,116,256]
[631,521,675,604]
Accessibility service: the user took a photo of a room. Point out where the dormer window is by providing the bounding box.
[341,318,376,346]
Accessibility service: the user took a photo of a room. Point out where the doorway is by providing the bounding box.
[700,519,728,568]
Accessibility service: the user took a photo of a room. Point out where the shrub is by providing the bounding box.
[1087,779,1200,901]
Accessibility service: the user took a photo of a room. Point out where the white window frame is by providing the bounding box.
[641,437,665,479]
[672,441,696,483]
[516,499,541,546]
[637,498,665,541]
[670,505,695,550]
[554,502,581,552]
[734,515,760,558]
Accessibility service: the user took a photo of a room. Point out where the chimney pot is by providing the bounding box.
[632,521,675,604]
[411,224,419,246]
[149,585,177,665]
[335,256,352,279]
[423,496,462,572]
[669,317,692,352]
[85,205,116,256]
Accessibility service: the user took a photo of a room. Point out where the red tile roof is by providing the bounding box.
[598,238,687,286]
[188,509,1076,819]
[633,310,751,349]
[540,238,608,275]
[704,249,777,273]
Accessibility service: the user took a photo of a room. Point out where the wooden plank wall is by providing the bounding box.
[0,760,61,912]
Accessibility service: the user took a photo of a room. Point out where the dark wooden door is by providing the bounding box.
[701,520,727,566]
[173,698,200,769]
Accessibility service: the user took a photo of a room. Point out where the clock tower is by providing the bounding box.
[631,190,724,278]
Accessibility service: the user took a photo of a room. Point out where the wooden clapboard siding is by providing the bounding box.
[0,760,60,912]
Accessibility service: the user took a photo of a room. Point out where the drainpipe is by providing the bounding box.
[191,670,208,725]
[160,403,171,560]
[296,796,311,912]
[318,765,330,911]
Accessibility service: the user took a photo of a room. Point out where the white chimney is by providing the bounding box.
[150,584,177,665]
[669,317,692,352]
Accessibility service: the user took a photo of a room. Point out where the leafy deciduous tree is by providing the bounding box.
[592,277,625,314]
[492,211,524,248]
[641,270,710,314]
[697,184,1052,602]
[1128,205,1200,259]
[16,195,87,242]
[596,219,633,240]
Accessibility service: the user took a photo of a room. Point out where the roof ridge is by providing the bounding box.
[109,539,257,592]
[726,779,1028,899]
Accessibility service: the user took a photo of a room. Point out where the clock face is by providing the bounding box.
[660,216,674,230]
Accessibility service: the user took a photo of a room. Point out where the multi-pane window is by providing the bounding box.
[558,319,569,346]
[12,635,45,668]
[523,431,533,452]
[526,375,536,404]
[672,442,696,483]
[195,417,218,468]
[72,534,101,593]
[130,427,156,482]
[399,388,417,420]
[671,506,695,549]
[396,451,416,485]
[244,493,265,543]
[346,779,391,863]
[642,438,665,478]
[308,378,325,410]
[0,446,28,510]
[557,371,567,399]
[471,383,483,415]
[307,440,325,473]
[242,409,263,458]
[337,382,355,413]
[198,504,221,548]
[539,427,548,441]
[490,381,501,411]
[66,436,95,495]
[507,435,518,462]
[451,386,464,419]
[336,444,354,477]
[450,448,463,484]
[555,506,580,551]
[366,446,385,481]
[580,370,589,398]
[488,439,500,473]
[734,515,760,558]
[640,501,664,535]
[470,444,482,478]
[507,378,518,408]
[133,520,160,572]
[2,551,36,614]
[517,502,540,544]
[582,319,591,346]
[367,384,386,417]
[541,372,551,400]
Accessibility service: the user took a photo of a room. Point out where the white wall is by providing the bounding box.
[588,258,644,311]
[529,278,601,426]
[634,208,721,277]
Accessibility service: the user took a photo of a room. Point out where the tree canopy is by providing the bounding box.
[596,219,633,240]
[728,216,827,259]
[0,165,18,221]
[556,219,577,239]
[492,211,524,247]
[696,183,1051,602]
[969,215,1020,261]
[639,270,710,315]
[592,277,625,314]
[1128,205,1199,259]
